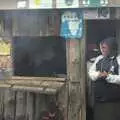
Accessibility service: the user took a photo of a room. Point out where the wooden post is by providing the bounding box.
[79,30,86,120]
[67,24,86,120]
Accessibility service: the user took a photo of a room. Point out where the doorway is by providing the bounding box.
[86,20,117,120]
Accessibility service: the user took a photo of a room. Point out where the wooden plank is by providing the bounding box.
[4,89,16,120]
[6,79,65,88]
[67,40,82,120]
[0,83,11,88]
[0,88,4,120]
[6,79,43,86]
[0,80,65,94]
[12,11,60,36]
[15,91,27,120]
[116,20,120,53]
[34,94,48,120]
[79,23,86,120]
[11,76,65,82]
[26,92,35,120]
[12,85,57,94]
[1,79,65,94]
[57,83,68,120]
[67,24,86,120]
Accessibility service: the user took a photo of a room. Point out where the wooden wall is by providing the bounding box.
[12,10,60,36]
[0,10,66,120]
[0,9,87,120]
[0,89,65,120]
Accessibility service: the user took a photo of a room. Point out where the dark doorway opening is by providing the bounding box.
[86,20,116,120]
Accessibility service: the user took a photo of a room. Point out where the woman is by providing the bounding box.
[88,37,120,120]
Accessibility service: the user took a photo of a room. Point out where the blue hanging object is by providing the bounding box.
[60,10,83,39]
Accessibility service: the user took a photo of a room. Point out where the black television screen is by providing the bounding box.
[12,36,66,77]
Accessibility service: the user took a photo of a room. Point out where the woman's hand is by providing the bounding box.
[98,71,108,79]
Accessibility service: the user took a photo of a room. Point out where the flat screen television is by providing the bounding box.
[12,36,66,77]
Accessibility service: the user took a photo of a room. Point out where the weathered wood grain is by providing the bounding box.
[4,89,16,120]
[67,35,86,120]
[15,91,27,120]
[11,76,65,81]
[0,88,4,120]
[116,20,120,54]
[26,92,35,120]
[34,94,48,120]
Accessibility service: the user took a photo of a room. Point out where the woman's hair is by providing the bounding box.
[100,37,118,56]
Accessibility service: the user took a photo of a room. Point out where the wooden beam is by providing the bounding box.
[67,24,86,120]
[79,22,86,120]
[12,85,57,94]
[11,76,66,82]
[67,40,82,120]
[0,77,65,94]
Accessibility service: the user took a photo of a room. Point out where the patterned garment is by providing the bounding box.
[96,56,118,74]
[93,56,120,102]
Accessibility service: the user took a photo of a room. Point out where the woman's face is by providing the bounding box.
[100,43,110,57]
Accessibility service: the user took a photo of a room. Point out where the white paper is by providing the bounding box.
[29,0,52,9]
[17,1,27,8]
[56,0,79,8]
